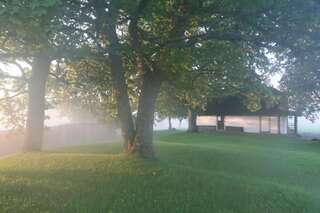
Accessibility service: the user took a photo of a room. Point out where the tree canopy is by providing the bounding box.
[0,0,319,157]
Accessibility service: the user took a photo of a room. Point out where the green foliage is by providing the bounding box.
[1,0,320,130]
[0,0,95,129]
[241,83,281,112]
[281,60,320,119]
[165,40,268,113]
[0,61,29,129]
[0,0,60,50]
[0,92,27,129]
[48,59,116,122]
[280,37,320,118]
[156,83,187,120]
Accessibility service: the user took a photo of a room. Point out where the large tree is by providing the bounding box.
[279,5,320,119]
[67,0,319,157]
[156,84,187,130]
[0,0,92,151]
[0,0,59,151]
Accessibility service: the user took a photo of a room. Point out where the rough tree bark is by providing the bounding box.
[126,2,163,157]
[97,0,168,157]
[129,72,162,158]
[93,0,135,151]
[23,55,50,151]
[106,22,136,150]
[188,108,198,132]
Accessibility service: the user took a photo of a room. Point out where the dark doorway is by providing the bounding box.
[217,116,225,131]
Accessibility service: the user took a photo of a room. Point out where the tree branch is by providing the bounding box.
[0,90,27,103]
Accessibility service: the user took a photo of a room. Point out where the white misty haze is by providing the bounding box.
[0,61,319,135]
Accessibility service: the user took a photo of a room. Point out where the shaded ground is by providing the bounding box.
[43,123,120,149]
[0,132,320,212]
[300,132,320,140]
[0,123,121,157]
[0,140,22,158]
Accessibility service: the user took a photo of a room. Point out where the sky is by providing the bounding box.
[269,72,282,89]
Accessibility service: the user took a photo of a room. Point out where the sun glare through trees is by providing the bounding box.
[0,0,320,212]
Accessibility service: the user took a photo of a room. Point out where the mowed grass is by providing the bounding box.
[0,132,320,212]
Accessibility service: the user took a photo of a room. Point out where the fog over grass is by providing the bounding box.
[298,117,320,133]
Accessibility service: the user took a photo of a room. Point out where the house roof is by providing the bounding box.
[200,88,290,116]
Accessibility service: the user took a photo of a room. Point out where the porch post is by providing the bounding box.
[216,115,218,131]
[294,115,298,135]
[269,117,271,133]
[277,116,281,134]
[259,116,262,134]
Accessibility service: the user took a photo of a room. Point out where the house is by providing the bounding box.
[196,90,298,135]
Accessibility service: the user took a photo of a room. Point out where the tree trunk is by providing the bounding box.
[294,115,298,135]
[168,116,172,130]
[106,22,135,150]
[23,56,50,152]
[129,72,162,158]
[188,108,198,132]
[179,118,183,128]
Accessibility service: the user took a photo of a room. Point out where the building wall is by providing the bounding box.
[197,115,288,135]
[261,116,270,133]
[225,116,260,133]
[280,116,288,134]
[196,116,217,126]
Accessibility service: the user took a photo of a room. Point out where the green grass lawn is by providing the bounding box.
[0,132,320,213]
